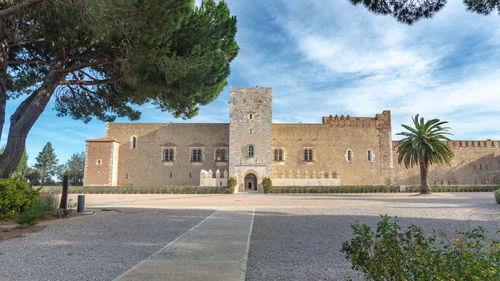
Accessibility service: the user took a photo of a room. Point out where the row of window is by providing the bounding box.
[163,148,227,162]
[161,146,374,163]
[272,148,374,162]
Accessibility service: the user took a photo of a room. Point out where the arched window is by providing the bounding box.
[346,149,353,162]
[273,149,284,161]
[248,145,254,157]
[367,150,373,162]
[304,149,313,161]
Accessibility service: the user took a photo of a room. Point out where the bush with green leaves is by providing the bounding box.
[0,178,40,220]
[16,195,58,226]
[226,177,237,194]
[494,189,500,204]
[341,216,499,281]
[262,177,272,194]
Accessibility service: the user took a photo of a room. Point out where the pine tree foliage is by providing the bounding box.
[0,0,239,178]
[34,142,59,185]
[349,0,499,24]
[60,152,84,185]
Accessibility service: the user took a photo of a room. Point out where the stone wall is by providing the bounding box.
[83,139,119,186]
[229,87,273,192]
[393,140,500,185]
[105,123,229,187]
[271,111,393,186]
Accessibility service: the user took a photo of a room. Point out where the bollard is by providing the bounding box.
[77,195,85,213]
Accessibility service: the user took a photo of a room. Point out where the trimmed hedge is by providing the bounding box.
[226,178,236,194]
[494,189,500,204]
[0,179,40,220]
[271,185,399,193]
[262,177,272,194]
[40,185,228,195]
[269,185,499,194]
[406,185,499,193]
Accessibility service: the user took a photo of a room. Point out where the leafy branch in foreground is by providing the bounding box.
[342,215,499,281]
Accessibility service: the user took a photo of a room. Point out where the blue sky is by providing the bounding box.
[3,0,500,166]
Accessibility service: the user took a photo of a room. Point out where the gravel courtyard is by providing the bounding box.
[0,193,498,281]
[0,209,214,281]
[246,194,500,281]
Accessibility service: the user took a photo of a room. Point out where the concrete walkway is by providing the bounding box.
[114,209,255,281]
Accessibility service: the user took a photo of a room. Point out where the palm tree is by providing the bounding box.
[397,115,454,194]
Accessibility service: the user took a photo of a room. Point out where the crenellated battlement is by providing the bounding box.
[322,110,391,129]
[393,140,500,150]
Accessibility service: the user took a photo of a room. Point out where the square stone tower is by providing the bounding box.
[229,87,273,192]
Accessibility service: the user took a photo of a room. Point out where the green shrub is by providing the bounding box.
[16,195,57,226]
[226,178,236,194]
[494,189,500,204]
[262,177,272,194]
[342,216,499,281]
[0,178,40,220]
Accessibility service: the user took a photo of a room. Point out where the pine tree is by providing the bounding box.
[60,152,85,185]
[34,142,59,186]
[349,0,499,24]
[0,0,239,178]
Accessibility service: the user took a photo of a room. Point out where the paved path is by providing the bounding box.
[114,209,255,281]
[68,192,496,210]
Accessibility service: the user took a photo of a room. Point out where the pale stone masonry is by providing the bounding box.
[84,87,500,191]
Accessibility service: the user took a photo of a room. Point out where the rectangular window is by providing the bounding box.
[163,149,174,161]
[192,149,202,162]
[278,149,283,161]
[216,149,226,161]
[304,149,312,161]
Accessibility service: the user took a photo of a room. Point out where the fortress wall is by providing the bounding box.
[271,111,393,185]
[84,141,116,186]
[106,123,229,187]
[393,140,500,185]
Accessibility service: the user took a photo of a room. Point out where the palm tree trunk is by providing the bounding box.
[419,163,431,194]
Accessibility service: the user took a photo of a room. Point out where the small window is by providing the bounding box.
[192,149,202,162]
[346,149,353,162]
[248,145,254,157]
[125,173,128,179]
[367,150,373,162]
[96,159,102,165]
[216,149,226,161]
[132,136,137,149]
[169,172,172,178]
[249,113,253,120]
[96,172,100,177]
[249,128,253,135]
[304,149,313,161]
[274,149,284,161]
[163,149,174,161]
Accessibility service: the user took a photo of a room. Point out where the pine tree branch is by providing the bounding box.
[0,0,46,20]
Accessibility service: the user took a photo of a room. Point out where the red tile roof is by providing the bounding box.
[86,137,120,143]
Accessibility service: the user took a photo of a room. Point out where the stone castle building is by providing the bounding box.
[84,87,500,192]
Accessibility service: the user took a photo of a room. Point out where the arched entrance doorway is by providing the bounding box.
[244,173,257,191]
